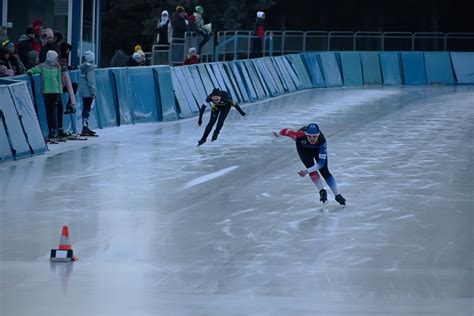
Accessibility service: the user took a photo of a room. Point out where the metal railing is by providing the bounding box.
[152,31,474,65]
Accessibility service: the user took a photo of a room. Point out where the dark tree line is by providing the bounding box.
[101,0,473,65]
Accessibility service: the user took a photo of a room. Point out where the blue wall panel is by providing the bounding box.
[30,75,48,136]
[280,56,303,90]
[153,66,178,121]
[301,53,326,88]
[230,62,254,102]
[360,52,382,85]
[8,83,47,155]
[0,86,31,159]
[240,61,266,99]
[222,63,244,103]
[188,65,209,104]
[111,68,133,125]
[262,58,286,93]
[0,118,12,161]
[170,67,196,118]
[318,52,343,86]
[286,54,313,89]
[271,57,297,92]
[253,59,279,97]
[450,52,474,84]
[424,52,454,84]
[95,68,118,127]
[196,64,216,99]
[379,52,402,85]
[401,52,427,85]
[247,60,270,97]
[182,66,206,106]
[124,67,159,123]
[339,52,363,86]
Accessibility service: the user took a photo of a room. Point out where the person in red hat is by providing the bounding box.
[31,19,43,52]
[273,123,346,205]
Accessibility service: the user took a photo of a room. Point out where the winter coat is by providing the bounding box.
[27,61,62,94]
[157,19,170,44]
[78,62,96,97]
[183,55,200,65]
[61,68,76,105]
[17,34,33,67]
[39,42,60,63]
[172,14,187,39]
[253,18,265,39]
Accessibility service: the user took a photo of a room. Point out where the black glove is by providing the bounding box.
[234,103,246,117]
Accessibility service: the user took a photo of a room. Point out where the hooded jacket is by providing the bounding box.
[78,62,96,97]
[27,60,62,94]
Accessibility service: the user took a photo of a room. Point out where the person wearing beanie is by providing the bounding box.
[78,51,97,136]
[0,47,15,77]
[193,5,210,54]
[273,123,346,206]
[252,11,265,57]
[183,47,200,65]
[39,28,59,63]
[17,27,36,67]
[2,40,26,75]
[31,19,43,52]
[197,88,246,146]
[134,45,143,52]
[126,52,142,67]
[26,50,39,70]
[27,50,62,143]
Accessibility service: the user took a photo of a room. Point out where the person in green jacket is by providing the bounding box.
[27,50,62,143]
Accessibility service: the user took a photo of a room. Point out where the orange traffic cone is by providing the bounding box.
[50,225,78,262]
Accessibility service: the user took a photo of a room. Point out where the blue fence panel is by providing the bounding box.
[401,52,427,85]
[301,53,326,88]
[181,66,207,106]
[218,63,242,102]
[0,117,12,161]
[360,52,382,85]
[205,64,224,90]
[379,52,402,85]
[450,52,474,84]
[239,60,266,99]
[339,52,363,86]
[262,58,286,93]
[187,65,208,104]
[271,57,297,92]
[286,54,313,89]
[318,52,343,86]
[252,59,279,97]
[230,61,254,102]
[153,66,178,121]
[280,56,303,90]
[127,67,160,123]
[195,64,216,100]
[111,68,133,125]
[94,69,118,127]
[30,75,48,136]
[222,63,244,103]
[246,60,270,97]
[8,83,47,155]
[0,85,31,159]
[424,52,454,84]
[171,67,197,118]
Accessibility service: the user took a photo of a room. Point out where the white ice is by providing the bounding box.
[0,86,473,315]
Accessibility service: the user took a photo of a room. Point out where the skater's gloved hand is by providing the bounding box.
[272,131,280,138]
[297,169,308,177]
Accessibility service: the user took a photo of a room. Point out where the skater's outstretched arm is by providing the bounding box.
[274,128,306,140]
[232,101,246,116]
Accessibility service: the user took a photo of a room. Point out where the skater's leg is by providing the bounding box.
[319,163,340,196]
[309,171,324,190]
[211,106,230,141]
[199,110,219,144]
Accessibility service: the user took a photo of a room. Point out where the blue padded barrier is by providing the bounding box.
[253,59,279,97]
[29,74,48,136]
[94,68,119,127]
[339,52,363,86]
[195,64,216,99]
[204,64,223,89]
[111,68,133,125]
[424,52,454,84]
[246,60,270,97]
[360,52,382,85]
[222,63,244,103]
[153,66,178,121]
[174,66,202,109]
[0,116,12,161]
[286,54,313,89]
[271,57,297,92]
[212,63,237,100]
[181,66,207,106]
[262,58,286,93]
[379,52,402,85]
[231,61,255,102]
[450,52,474,84]
[170,67,196,118]
[218,63,241,102]
[0,85,31,159]
[8,83,47,156]
[318,52,343,86]
[239,60,266,99]
[187,65,209,104]
[280,56,303,90]
[123,67,159,123]
[301,53,326,88]
[401,52,427,85]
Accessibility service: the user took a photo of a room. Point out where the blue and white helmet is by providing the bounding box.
[305,123,320,136]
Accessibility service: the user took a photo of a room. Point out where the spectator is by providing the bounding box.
[183,47,200,65]
[78,51,97,136]
[110,49,128,67]
[171,6,188,39]
[126,52,142,67]
[58,58,79,139]
[26,50,39,70]
[39,28,59,62]
[252,11,265,58]
[59,42,72,63]
[31,19,43,52]
[0,47,15,77]
[193,6,210,54]
[157,10,171,45]
[27,50,62,143]
[2,40,26,75]
[16,27,36,67]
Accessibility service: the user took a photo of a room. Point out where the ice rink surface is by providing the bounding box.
[1,86,473,315]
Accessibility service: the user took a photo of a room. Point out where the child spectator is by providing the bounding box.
[78,51,97,136]
[183,47,200,65]
[2,40,26,75]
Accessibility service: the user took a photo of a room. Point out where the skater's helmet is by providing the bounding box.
[210,88,221,97]
[305,123,320,136]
